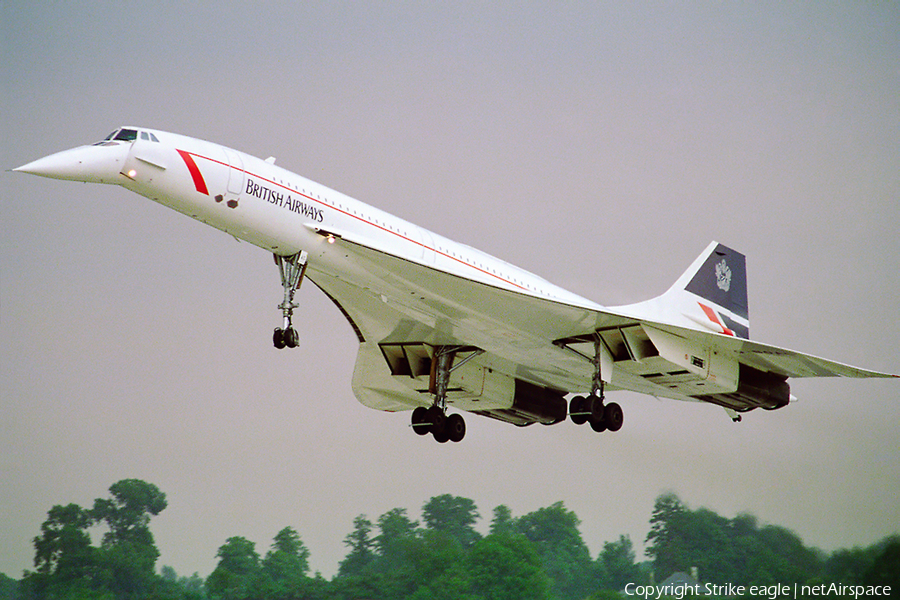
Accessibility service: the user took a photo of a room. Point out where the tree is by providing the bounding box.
[30,503,97,585]
[402,529,469,600]
[373,507,419,570]
[156,566,206,600]
[467,533,550,600]
[261,527,310,600]
[644,493,826,586]
[21,480,169,600]
[369,508,421,600]
[90,480,168,600]
[516,501,593,600]
[753,524,820,585]
[825,546,876,585]
[863,537,900,589]
[597,535,641,591]
[645,492,689,578]
[206,537,261,600]
[337,515,375,578]
[0,574,20,600]
[489,505,515,537]
[421,495,481,549]
[92,480,168,546]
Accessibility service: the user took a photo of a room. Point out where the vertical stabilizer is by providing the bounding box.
[660,241,750,338]
[681,242,748,318]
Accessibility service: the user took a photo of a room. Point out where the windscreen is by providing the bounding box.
[113,129,138,142]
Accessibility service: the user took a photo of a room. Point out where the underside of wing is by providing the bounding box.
[304,238,895,427]
[304,239,635,424]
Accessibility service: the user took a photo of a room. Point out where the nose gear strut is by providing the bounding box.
[272,251,308,349]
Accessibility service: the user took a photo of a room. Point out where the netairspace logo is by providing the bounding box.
[624,582,892,599]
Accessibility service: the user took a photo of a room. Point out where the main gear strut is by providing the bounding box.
[410,345,482,443]
[272,251,308,349]
[562,333,624,433]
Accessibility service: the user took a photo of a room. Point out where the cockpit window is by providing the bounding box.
[113,128,138,142]
[95,128,158,145]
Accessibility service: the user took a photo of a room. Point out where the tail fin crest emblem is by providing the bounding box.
[715,259,732,292]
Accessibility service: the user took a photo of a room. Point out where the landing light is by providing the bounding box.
[127,169,137,178]
[327,235,336,244]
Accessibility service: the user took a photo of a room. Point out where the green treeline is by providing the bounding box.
[3,481,898,600]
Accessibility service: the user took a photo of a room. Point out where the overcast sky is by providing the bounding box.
[2,2,898,580]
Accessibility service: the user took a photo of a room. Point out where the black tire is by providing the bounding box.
[273,328,286,349]
[411,407,431,436]
[590,416,608,433]
[285,327,299,348]
[569,396,589,425]
[604,402,624,432]
[447,414,466,443]
[427,407,446,436]
[589,395,606,423]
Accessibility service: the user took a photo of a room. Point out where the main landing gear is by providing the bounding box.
[410,346,481,443]
[568,335,624,434]
[272,251,308,349]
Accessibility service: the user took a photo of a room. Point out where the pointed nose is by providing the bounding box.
[14,149,82,179]
[14,144,128,184]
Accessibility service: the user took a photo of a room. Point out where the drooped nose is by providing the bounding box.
[14,143,129,184]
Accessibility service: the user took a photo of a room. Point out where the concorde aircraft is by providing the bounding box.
[15,127,896,443]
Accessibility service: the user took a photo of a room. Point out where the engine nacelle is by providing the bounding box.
[696,364,791,412]
[474,379,568,426]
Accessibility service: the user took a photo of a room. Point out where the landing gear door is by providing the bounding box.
[223,148,244,198]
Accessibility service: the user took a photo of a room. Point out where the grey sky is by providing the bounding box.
[2,2,898,580]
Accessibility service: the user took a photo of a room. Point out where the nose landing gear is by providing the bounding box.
[273,251,308,349]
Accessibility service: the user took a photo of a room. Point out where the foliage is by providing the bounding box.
[18,482,899,600]
[21,480,167,600]
[422,494,482,549]
[467,532,550,600]
[336,515,374,578]
[597,535,644,590]
[516,501,594,600]
[261,527,311,599]
[645,493,825,587]
[0,573,20,600]
[863,537,900,588]
[92,480,168,600]
[206,537,260,600]
[489,505,515,537]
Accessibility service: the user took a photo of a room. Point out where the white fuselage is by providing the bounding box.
[116,127,598,311]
